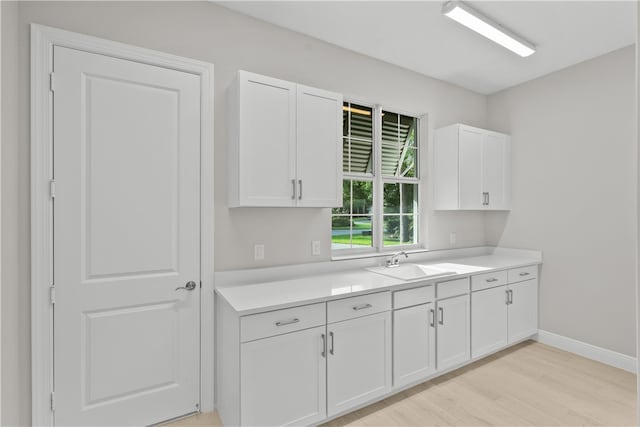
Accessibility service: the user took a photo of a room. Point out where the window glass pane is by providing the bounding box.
[384,183,417,214]
[343,102,373,174]
[332,180,373,250]
[383,215,417,246]
[381,112,418,177]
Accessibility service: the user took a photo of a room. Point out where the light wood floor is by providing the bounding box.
[165,341,637,426]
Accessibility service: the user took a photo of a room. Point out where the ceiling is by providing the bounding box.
[218,1,636,94]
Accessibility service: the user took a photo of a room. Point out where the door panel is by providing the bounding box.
[393,303,436,388]
[471,286,508,358]
[327,312,391,416]
[436,295,470,371]
[239,72,297,206]
[458,128,484,209]
[54,46,201,426]
[508,279,539,343]
[296,85,342,207]
[483,133,506,209]
[241,326,327,426]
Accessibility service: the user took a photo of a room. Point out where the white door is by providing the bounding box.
[239,71,297,206]
[436,295,470,371]
[241,326,327,426]
[458,127,484,209]
[482,133,506,209]
[327,312,391,416]
[471,286,508,358]
[393,303,436,388]
[53,46,201,426]
[508,279,539,343]
[296,85,343,207]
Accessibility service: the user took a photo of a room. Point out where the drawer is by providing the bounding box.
[241,302,325,342]
[328,291,391,323]
[471,270,508,292]
[393,285,435,309]
[508,265,538,283]
[437,277,469,299]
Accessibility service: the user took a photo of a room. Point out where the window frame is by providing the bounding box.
[332,99,426,256]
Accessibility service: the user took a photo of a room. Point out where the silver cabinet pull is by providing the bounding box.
[175,281,197,291]
[486,278,498,283]
[519,272,530,277]
[275,318,300,327]
[329,331,335,355]
[291,179,296,200]
[438,307,444,325]
[486,192,490,206]
[321,333,326,358]
[429,308,435,327]
[298,179,303,200]
[505,289,510,305]
[509,289,514,304]
[352,303,372,311]
[482,192,488,205]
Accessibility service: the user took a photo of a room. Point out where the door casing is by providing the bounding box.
[30,24,215,426]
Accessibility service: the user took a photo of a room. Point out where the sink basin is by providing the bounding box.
[367,263,456,281]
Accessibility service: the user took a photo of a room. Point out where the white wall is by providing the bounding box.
[486,46,637,357]
[1,2,488,425]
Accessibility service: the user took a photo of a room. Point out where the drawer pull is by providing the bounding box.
[329,331,335,355]
[429,308,435,327]
[352,303,373,311]
[519,272,530,277]
[486,278,499,283]
[321,334,326,358]
[275,318,300,327]
[438,307,444,325]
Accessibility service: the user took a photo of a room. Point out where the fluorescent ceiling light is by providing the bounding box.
[442,1,536,57]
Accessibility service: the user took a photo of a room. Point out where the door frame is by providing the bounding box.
[30,24,215,426]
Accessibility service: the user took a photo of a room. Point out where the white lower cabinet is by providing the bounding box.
[327,311,392,416]
[436,294,471,371]
[393,303,436,387]
[241,326,327,426]
[508,279,538,342]
[471,285,508,358]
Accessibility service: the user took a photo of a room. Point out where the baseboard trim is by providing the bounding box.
[535,330,637,373]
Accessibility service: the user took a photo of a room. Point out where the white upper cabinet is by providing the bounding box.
[228,71,343,207]
[434,124,511,210]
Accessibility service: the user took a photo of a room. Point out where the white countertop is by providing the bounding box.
[216,249,542,315]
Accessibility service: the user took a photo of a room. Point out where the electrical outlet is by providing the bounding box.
[311,240,321,256]
[449,232,457,245]
[254,244,265,261]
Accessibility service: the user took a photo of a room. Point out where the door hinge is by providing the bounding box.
[50,391,55,412]
[50,73,56,92]
[49,180,56,199]
[49,286,56,305]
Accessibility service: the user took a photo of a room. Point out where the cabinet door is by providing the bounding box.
[482,133,507,210]
[471,286,508,358]
[508,279,538,343]
[436,295,470,371]
[393,303,436,388]
[458,127,484,209]
[296,85,343,207]
[241,326,326,426]
[239,72,297,206]
[327,312,391,416]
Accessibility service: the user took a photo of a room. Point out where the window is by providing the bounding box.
[332,102,421,252]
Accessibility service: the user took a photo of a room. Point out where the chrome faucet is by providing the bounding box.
[386,251,408,268]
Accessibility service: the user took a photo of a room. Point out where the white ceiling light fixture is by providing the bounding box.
[442,1,536,57]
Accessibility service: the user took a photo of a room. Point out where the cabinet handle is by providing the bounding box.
[352,303,372,311]
[275,318,299,327]
[321,333,326,358]
[438,307,444,325]
[291,179,296,200]
[509,289,514,305]
[487,192,490,206]
[482,192,488,206]
[429,308,435,327]
[298,179,303,200]
[505,289,510,305]
[519,272,530,277]
[329,331,335,355]
[486,278,498,283]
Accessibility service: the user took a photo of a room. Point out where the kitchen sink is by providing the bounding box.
[366,263,456,281]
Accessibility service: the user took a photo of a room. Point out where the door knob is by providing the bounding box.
[175,281,197,291]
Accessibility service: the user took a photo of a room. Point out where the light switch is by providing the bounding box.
[254,244,265,261]
[311,240,321,256]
